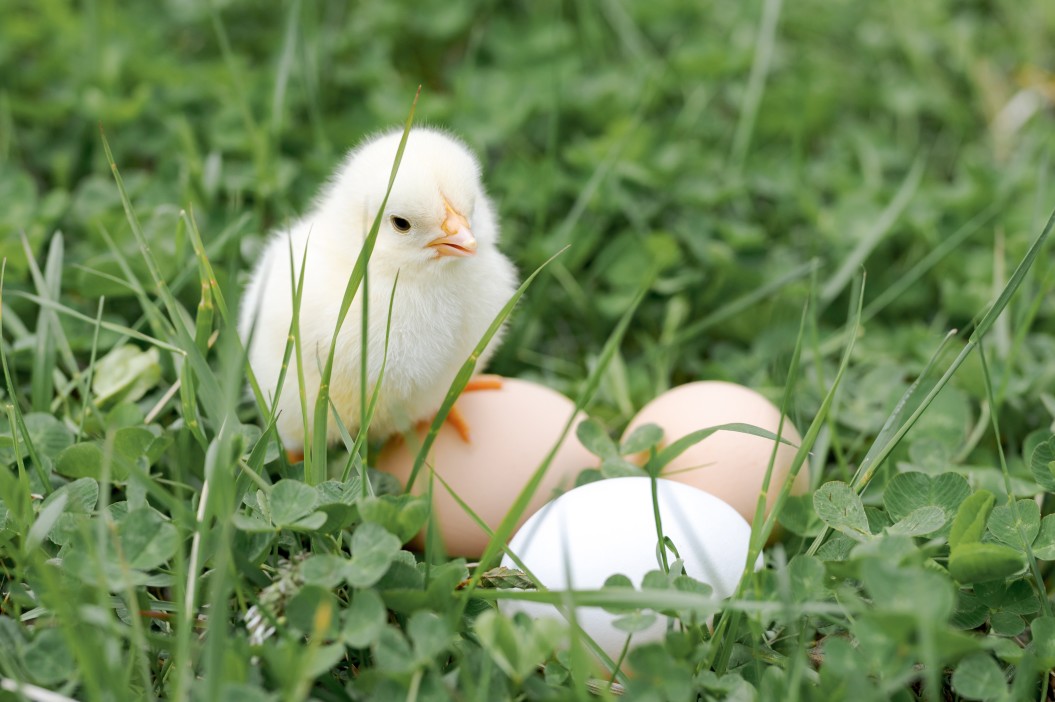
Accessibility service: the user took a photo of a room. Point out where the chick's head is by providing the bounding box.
[324,127,497,271]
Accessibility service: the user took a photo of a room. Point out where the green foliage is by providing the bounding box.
[2,0,1055,700]
[814,481,870,539]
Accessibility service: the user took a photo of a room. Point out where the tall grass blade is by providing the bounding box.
[672,259,818,346]
[711,273,865,674]
[0,261,50,495]
[971,207,1055,340]
[843,204,1055,501]
[860,201,998,322]
[647,422,797,474]
[308,87,421,484]
[821,154,925,305]
[29,233,62,411]
[403,246,569,493]
[270,0,300,138]
[729,0,783,171]
[466,279,648,581]
[7,290,184,355]
[95,212,176,344]
[846,330,959,492]
[717,297,809,680]
[342,271,400,485]
[76,297,106,441]
[100,128,227,419]
[288,234,313,473]
[20,233,92,415]
[183,208,231,323]
[977,340,1052,618]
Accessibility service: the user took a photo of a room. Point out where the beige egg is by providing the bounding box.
[377,377,596,557]
[622,381,807,523]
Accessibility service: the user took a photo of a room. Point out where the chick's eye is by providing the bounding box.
[390,216,412,233]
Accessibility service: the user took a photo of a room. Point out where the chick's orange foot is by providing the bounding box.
[462,374,504,393]
[291,377,506,459]
[400,375,504,444]
[448,375,504,441]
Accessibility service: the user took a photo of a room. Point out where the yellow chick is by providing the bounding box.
[239,127,518,454]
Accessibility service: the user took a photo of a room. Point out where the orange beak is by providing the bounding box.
[427,199,477,258]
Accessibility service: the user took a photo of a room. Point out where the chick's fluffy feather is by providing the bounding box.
[239,127,518,450]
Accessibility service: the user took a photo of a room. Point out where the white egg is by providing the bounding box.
[500,477,760,661]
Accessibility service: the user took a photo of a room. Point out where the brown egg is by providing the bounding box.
[622,381,807,524]
[377,377,596,557]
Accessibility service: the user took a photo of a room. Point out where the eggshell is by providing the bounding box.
[622,381,806,523]
[500,477,760,660]
[377,377,595,557]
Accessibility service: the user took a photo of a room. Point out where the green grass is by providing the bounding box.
[2,0,1055,700]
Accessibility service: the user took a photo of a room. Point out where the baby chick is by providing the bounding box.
[239,127,518,454]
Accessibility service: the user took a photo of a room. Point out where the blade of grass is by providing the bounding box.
[711,273,865,675]
[730,298,810,683]
[0,261,51,495]
[476,586,848,618]
[20,233,99,419]
[729,0,783,172]
[288,234,314,475]
[991,229,1011,357]
[859,201,998,322]
[194,333,249,701]
[208,3,269,205]
[842,203,1055,501]
[342,271,399,486]
[0,677,80,702]
[359,250,369,468]
[178,357,208,450]
[95,224,178,343]
[3,404,38,516]
[308,86,421,484]
[183,208,277,417]
[5,291,184,355]
[192,238,214,356]
[76,297,106,441]
[403,245,569,493]
[977,339,1052,618]
[237,227,307,457]
[671,258,819,346]
[270,0,300,138]
[844,330,959,493]
[747,297,808,546]
[820,153,925,305]
[200,421,242,702]
[646,422,798,475]
[100,127,226,419]
[465,278,649,587]
[30,232,62,411]
[183,208,233,324]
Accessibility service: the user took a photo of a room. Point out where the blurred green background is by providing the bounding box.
[2,0,1054,448]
